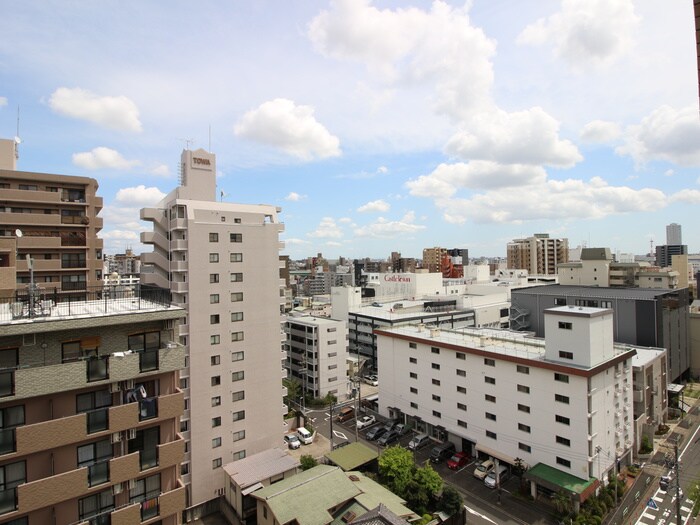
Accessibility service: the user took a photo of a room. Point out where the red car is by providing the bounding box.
[447,451,470,470]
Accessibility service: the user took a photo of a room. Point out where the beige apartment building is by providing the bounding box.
[0,138,104,299]
[140,148,286,519]
[421,246,445,273]
[0,284,186,525]
[507,233,568,275]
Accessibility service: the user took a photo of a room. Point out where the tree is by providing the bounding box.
[283,378,301,408]
[413,462,443,496]
[552,491,572,516]
[438,486,463,516]
[378,446,415,497]
[300,454,317,471]
[513,457,527,493]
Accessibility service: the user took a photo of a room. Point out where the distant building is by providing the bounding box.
[656,244,688,268]
[507,234,568,275]
[666,223,682,245]
[104,248,140,276]
[422,247,446,273]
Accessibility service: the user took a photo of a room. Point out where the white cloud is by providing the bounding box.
[101,229,140,241]
[151,164,170,177]
[0,97,7,108]
[338,217,353,224]
[354,211,425,238]
[307,217,343,239]
[48,87,142,132]
[115,185,165,207]
[285,192,307,202]
[445,107,582,168]
[669,189,700,204]
[407,161,547,197]
[357,199,390,213]
[283,238,311,245]
[234,98,341,160]
[579,120,621,143]
[664,169,674,177]
[325,241,343,247]
[377,165,388,174]
[308,0,497,121]
[517,0,639,68]
[616,105,700,167]
[72,147,140,170]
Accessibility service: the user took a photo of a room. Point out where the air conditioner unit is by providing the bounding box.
[110,382,121,393]
[164,320,175,330]
[128,429,137,440]
[111,432,122,444]
[112,482,123,495]
[128,479,137,491]
[125,380,135,390]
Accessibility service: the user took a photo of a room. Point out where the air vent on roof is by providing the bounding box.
[342,511,357,523]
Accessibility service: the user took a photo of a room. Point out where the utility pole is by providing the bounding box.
[329,400,334,452]
[675,441,681,525]
[495,458,501,504]
[354,378,361,442]
[614,451,618,508]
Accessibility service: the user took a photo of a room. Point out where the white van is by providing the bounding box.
[296,427,314,445]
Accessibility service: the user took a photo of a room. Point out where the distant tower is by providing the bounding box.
[666,223,682,245]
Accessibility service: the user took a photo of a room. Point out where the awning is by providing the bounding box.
[241,482,264,496]
[475,443,522,467]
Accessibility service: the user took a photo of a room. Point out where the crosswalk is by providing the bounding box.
[636,488,693,525]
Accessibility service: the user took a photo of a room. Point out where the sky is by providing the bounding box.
[1,0,699,260]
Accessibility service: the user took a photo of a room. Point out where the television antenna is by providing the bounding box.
[178,138,195,150]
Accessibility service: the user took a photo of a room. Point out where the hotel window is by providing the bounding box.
[431,347,440,354]
[432,379,441,386]
[230,253,243,262]
[556,436,571,447]
[232,411,245,422]
[432,394,441,402]
[555,394,570,404]
[456,352,465,360]
[485,394,496,403]
[210,314,220,325]
[232,430,245,442]
[232,351,244,362]
[409,357,417,364]
[518,404,530,413]
[558,321,572,330]
[233,450,246,461]
[232,390,245,402]
[232,371,245,382]
[457,386,466,394]
[231,292,243,302]
[210,355,220,366]
[210,294,220,304]
[209,253,219,263]
[409,342,417,349]
[213,458,222,469]
[458,420,467,428]
[484,358,495,367]
[555,415,570,425]
[559,351,573,360]
[231,332,244,342]
[556,457,571,468]
[484,376,495,385]
[230,273,243,282]
[210,335,220,345]
[519,443,531,453]
[410,387,418,394]
[485,412,496,421]
[410,402,418,409]
[231,312,244,322]
[432,411,441,418]
[518,423,531,433]
[517,365,529,374]
[432,363,440,370]
[211,396,221,407]
[486,430,497,439]
[457,403,467,411]
[230,233,243,242]
[456,369,466,377]
[209,273,219,283]
[212,417,221,427]
[211,376,221,386]
[517,384,530,394]
[410,372,417,379]
[209,233,219,242]
[212,437,221,448]
[554,373,569,383]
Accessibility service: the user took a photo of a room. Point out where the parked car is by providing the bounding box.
[447,451,470,470]
[473,459,495,480]
[394,423,408,436]
[408,433,431,451]
[484,465,509,488]
[284,433,301,450]
[337,406,355,423]
[356,415,376,429]
[296,427,314,445]
[377,429,400,446]
[429,441,456,463]
[363,375,379,386]
[366,425,387,441]
[659,475,672,491]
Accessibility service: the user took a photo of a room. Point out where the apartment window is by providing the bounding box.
[181,463,189,476]
[457,402,467,411]
[328,364,337,370]
[432,410,441,418]
[409,357,417,364]
[458,420,468,428]
[180,378,188,389]
[231,312,244,322]
[233,430,246,442]
[456,369,466,377]
[208,233,219,242]
[209,253,219,263]
[0,406,24,455]
[210,314,220,325]
[230,233,243,242]
[328,377,338,382]
[79,488,114,524]
[485,412,496,421]
[556,436,571,447]
[213,458,222,469]
[210,294,220,304]
[554,373,569,383]
[486,430,497,440]
[457,386,467,394]
[328,352,337,358]
[231,292,243,302]
[485,394,496,403]
[410,372,417,379]
[518,404,530,413]
[410,402,418,409]
[516,366,530,376]
[212,437,221,448]
[233,450,246,461]
[211,396,221,407]
[211,376,221,386]
[232,410,245,422]
[210,355,220,366]
[555,394,570,404]
[212,417,221,427]
[230,253,243,262]
[232,371,245,382]
[556,457,571,468]
[484,376,495,385]
[558,322,572,330]
[230,273,243,282]
[432,363,440,370]
[431,347,440,354]
[77,390,111,434]
[210,335,220,345]
[518,423,531,433]
[432,394,441,402]
[559,351,573,360]
[555,415,570,425]
[410,387,418,394]
[432,379,441,386]
[519,443,531,453]
[78,438,112,486]
[327,327,336,332]
[484,358,495,367]
[232,351,244,362]
[209,273,219,283]
[517,384,530,394]
[231,332,244,342]
[232,391,245,402]
[456,352,466,360]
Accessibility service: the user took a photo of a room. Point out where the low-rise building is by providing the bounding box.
[631,347,668,454]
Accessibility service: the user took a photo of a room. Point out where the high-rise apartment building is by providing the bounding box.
[507,234,568,275]
[656,244,688,269]
[0,138,104,299]
[140,148,286,519]
[422,247,446,273]
[666,223,682,245]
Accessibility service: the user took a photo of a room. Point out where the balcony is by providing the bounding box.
[16,235,62,249]
[171,281,187,293]
[140,251,169,272]
[170,260,187,272]
[138,398,158,421]
[0,188,62,204]
[170,239,187,251]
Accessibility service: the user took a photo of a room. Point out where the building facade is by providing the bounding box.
[666,223,682,245]
[140,148,286,518]
[0,285,186,525]
[507,234,568,275]
[656,244,688,269]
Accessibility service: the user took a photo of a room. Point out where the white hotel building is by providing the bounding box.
[376,306,646,505]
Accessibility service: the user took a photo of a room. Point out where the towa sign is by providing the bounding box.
[192,157,211,166]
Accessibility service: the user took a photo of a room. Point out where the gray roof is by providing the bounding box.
[224,448,300,489]
[352,504,409,525]
[512,284,676,301]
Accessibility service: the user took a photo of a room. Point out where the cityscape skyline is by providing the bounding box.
[1,1,698,259]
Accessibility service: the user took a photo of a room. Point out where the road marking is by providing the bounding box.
[679,419,700,461]
[463,505,498,525]
[333,430,347,440]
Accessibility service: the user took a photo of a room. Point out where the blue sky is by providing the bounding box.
[1,1,699,259]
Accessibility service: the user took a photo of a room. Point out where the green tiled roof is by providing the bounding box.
[526,463,596,495]
[346,471,415,520]
[325,442,378,471]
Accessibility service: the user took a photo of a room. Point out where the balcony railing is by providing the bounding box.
[0,370,14,397]
[138,398,158,421]
[0,429,16,455]
[0,486,18,514]
[141,492,160,521]
[140,448,158,470]
[87,357,109,382]
[87,461,110,487]
[86,408,109,434]
[139,350,159,373]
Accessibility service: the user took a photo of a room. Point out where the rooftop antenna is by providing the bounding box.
[178,138,195,151]
[208,125,211,153]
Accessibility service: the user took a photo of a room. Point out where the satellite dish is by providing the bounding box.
[13,136,21,145]
[14,229,23,238]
